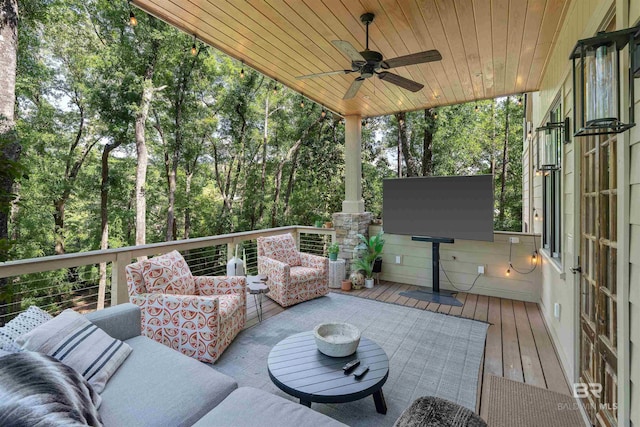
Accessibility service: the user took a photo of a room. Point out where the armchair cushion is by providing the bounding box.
[194,276,246,297]
[214,295,243,321]
[140,250,196,295]
[290,266,323,284]
[257,234,301,266]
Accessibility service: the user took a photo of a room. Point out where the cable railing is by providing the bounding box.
[0,226,335,325]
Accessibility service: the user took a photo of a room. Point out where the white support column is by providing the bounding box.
[342,115,365,213]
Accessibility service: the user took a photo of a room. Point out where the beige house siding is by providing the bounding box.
[628,29,640,427]
[528,0,640,425]
[369,226,541,303]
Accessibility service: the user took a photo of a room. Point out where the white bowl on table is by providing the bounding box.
[313,323,361,357]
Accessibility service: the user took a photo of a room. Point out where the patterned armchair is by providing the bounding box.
[125,250,246,363]
[257,234,329,307]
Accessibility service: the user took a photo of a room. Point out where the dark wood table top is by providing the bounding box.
[267,331,389,404]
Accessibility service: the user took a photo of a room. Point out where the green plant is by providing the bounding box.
[327,243,340,255]
[353,257,374,279]
[355,231,385,261]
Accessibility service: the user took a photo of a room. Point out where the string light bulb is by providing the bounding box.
[240,62,244,79]
[474,104,479,112]
[190,35,197,56]
[517,96,523,106]
[272,82,277,95]
[129,10,137,26]
[300,99,304,108]
[534,210,540,221]
[434,112,438,119]
[531,251,538,262]
[321,109,326,118]
[506,267,511,276]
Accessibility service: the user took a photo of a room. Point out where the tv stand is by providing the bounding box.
[399,236,462,307]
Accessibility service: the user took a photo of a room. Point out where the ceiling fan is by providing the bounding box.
[296,13,442,100]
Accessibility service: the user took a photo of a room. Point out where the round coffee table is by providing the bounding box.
[267,331,389,414]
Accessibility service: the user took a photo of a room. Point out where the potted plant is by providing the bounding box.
[314,218,323,228]
[327,243,340,261]
[356,231,385,275]
[353,257,374,289]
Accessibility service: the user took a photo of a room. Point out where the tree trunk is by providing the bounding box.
[258,95,269,223]
[396,112,419,177]
[271,117,321,227]
[98,141,121,309]
[0,0,20,263]
[499,97,510,226]
[135,80,153,247]
[53,197,67,255]
[166,164,176,241]
[184,171,193,239]
[422,109,434,176]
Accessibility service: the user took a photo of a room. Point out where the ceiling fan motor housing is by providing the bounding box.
[355,50,384,78]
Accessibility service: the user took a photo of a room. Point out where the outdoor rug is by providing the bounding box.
[485,375,584,427]
[212,293,489,427]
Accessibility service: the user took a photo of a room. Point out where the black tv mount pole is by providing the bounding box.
[405,236,462,306]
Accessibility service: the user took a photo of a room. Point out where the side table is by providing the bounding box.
[328,259,346,289]
[247,275,269,322]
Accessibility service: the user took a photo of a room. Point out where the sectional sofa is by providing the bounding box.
[85,303,345,427]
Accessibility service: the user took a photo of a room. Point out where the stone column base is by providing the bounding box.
[332,212,373,276]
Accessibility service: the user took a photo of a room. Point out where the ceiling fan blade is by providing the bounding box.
[378,72,424,92]
[343,78,365,100]
[332,40,366,63]
[296,70,353,80]
[381,50,442,69]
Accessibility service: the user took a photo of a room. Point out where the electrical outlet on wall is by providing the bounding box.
[477,265,485,274]
[554,303,561,319]
[509,237,520,244]
[395,255,402,264]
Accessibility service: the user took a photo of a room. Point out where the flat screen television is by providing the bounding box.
[383,175,494,242]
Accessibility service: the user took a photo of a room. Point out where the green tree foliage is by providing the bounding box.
[10,0,525,261]
[381,99,524,231]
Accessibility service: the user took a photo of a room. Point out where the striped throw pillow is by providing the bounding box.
[15,309,132,394]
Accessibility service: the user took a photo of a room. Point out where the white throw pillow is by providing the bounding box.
[0,306,53,353]
[16,309,132,394]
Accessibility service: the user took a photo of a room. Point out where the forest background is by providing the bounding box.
[1,0,524,264]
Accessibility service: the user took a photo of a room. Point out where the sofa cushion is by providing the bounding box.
[99,335,237,427]
[0,351,103,427]
[258,234,302,266]
[141,250,196,295]
[191,387,347,427]
[0,306,52,353]
[17,309,132,394]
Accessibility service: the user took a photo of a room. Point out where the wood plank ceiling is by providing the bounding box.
[132,0,571,118]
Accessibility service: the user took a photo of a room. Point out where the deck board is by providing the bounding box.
[513,300,546,388]
[501,298,524,382]
[245,280,570,421]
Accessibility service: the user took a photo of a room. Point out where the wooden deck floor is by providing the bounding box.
[244,280,570,419]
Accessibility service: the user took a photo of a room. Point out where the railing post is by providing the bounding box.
[111,251,132,306]
[227,242,235,261]
[295,228,301,251]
